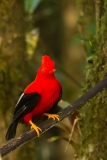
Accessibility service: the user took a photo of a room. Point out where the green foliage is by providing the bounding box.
[24,0,41,14]
[73,35,94,55]
[26,28,39,58]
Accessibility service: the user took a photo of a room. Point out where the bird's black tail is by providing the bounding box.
[5,121,18,141]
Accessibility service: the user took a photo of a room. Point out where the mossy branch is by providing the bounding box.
[1,76,107,157]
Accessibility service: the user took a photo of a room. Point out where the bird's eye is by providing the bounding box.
[41,69,44,72]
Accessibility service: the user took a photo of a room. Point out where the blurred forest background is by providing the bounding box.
[1,0,107,160]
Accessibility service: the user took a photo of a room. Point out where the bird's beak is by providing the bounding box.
[53,69,56,72]
[49,68,56,73]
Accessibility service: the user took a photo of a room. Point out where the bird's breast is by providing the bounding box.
[32,79,61,116]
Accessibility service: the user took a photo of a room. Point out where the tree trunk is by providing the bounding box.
[79,0,107,159]
[0,0,27,159]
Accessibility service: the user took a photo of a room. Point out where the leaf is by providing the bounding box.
[48,136,72,144]
[47,136,60,142]
[26,28,39,57]
[73,35,93,47]
[89,40,93,46]
[48,136,79,151]
[58,99,70,109]
[24,0,41,14]
[73,35,89,41]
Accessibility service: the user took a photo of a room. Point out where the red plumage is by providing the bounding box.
[6,55,62,140]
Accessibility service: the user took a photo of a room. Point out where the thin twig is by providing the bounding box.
[1,76,107,157]
[65,117,79,152]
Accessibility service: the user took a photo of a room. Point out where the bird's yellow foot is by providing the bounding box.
[44,113,60,121]
[29,120,42,137]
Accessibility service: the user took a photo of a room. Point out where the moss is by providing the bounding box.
[78,0,107,159]
[79,46,107,159]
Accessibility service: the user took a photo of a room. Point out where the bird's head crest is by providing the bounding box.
[41,55,56,73]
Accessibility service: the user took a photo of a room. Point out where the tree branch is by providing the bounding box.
[1,76,107,157]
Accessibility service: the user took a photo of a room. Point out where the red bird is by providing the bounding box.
[6,55,62,140]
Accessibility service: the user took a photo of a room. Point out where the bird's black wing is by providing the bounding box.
[6,92,41,140]
[13,92,41,122]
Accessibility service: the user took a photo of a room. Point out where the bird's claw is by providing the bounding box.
[44,113,60,121]
[29,120,42,137]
